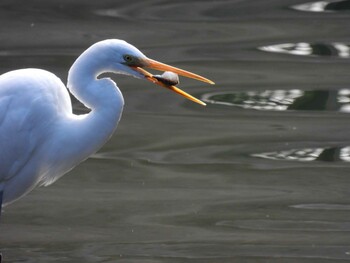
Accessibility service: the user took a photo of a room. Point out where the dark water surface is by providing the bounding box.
[1,0,350,262]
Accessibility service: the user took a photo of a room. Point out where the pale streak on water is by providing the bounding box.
[1,0,350,262]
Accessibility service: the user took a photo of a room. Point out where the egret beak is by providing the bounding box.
[133,58,214,106]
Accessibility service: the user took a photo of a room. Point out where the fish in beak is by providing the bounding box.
[132,58,215,106]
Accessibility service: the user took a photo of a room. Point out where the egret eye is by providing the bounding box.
[123,55,134,63]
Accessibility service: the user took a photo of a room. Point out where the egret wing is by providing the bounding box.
[0,69,71,185]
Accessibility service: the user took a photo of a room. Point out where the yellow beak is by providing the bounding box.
[133,58,214,106]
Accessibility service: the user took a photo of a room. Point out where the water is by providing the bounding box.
[1,0,350,262]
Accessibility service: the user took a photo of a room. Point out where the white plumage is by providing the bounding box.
[0,39,213,208]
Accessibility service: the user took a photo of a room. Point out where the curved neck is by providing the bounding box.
[68,45,118,109]
[56,46,125,169]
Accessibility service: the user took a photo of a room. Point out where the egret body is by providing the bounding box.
[0,39,213,210]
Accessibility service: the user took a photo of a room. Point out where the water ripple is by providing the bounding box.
[94,1,237,22]
[259,42,350,58]
[216,219,350,231]
[76,242,350,260]
[0,48,78,57]
[252,146,350,162]
[292,203,350,210]
[292,0,350,12]
[202,89,350,112]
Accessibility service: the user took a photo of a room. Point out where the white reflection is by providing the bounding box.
[291,0,350,12]
[260,43,313,56]
[334,43,350,57]
[292,1,330,12]
[252,148,324,162]
[259,42,350,58]
[201,90,304,111]
[94,9,125,19]
[340,147,350,161]
[338,89,350,112]
[253,146,350,162]
[202,89,350,112]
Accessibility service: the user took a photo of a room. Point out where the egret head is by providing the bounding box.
[98,39,214,106]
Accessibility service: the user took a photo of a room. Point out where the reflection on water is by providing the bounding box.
[202,89,350,112]
[252,146,350,162]
[292,0,350,12]
[259,42,350,58]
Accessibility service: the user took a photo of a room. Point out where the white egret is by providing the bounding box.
[0,39,214,213]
